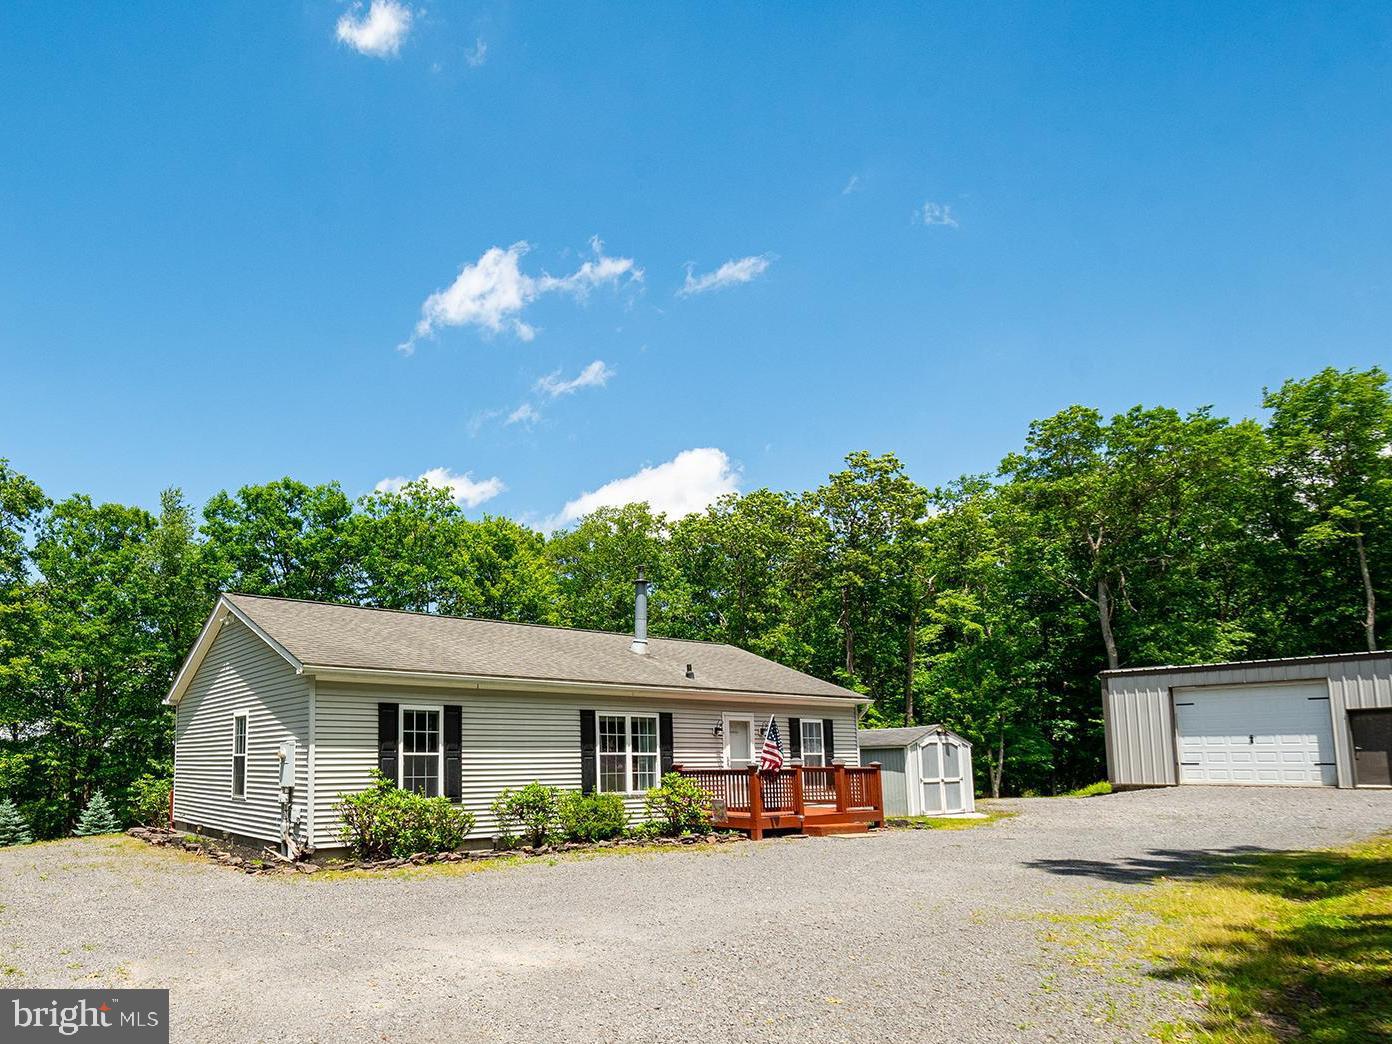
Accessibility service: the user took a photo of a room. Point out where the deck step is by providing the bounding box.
[802,822,869,837]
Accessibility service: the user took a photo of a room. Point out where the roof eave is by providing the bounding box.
[300,663,869,705]
[163,595,305,707]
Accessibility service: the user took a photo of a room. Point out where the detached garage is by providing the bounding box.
[1102,651,1392,789]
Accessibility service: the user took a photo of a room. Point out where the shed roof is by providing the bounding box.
[857,725,951,748]
[167,593,865,705]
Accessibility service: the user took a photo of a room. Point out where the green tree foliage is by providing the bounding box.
[1,367,1387,819]
[0,797,34,846]
[72,790,120,835]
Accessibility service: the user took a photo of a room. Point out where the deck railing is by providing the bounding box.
[672,761,882,839]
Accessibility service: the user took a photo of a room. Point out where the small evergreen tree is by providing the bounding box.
[73,791,120,836]
[0,799,33,846]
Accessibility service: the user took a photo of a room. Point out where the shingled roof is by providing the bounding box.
[176,593,864,703]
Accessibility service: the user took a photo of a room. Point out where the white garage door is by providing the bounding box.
[1174,682,1336,786]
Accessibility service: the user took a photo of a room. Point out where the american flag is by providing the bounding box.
[759,715,785,771]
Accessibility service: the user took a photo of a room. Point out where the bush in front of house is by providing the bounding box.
[0,798,34,847]
[490,782,561,848]
[73,791,121,836]
[337,773,475,859]
[643,772,712,837]
[557,791,627,842]
[128,774,173,827]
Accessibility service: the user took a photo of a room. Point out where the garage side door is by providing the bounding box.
[1174,682,1336,786]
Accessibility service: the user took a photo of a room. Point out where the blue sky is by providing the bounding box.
[3,3,1390,527]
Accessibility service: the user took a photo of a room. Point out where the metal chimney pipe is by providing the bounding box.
[631,566,650,655]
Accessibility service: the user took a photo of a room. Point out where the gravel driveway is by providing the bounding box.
[2,787,1388,1043]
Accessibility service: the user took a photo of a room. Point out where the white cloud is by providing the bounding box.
[545,448,740,531]
[535,359,614,398]
[678,255,773,297]
[336,0,413,58]
[915,202,959,228]
[465,37,488,67]
[505,403,541,427]
[400,237,640,352]
[374,466,505,508]
[842,174,862,195]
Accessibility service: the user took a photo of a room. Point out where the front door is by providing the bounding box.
[725,718,754,768]
[1351,709,1392,787]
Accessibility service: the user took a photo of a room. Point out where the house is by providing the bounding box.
[1102,651,1392,789]
[857,726,976,816]
[165,585,870,853]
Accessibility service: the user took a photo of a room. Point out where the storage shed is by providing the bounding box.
[857,726,976,816]
[1102,651,1392,789]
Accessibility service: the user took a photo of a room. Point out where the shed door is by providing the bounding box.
[1350,709,1392,787]
[1174,682,1336,786]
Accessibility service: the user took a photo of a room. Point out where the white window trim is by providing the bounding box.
[595,711,661,794]
[722,713,758,769]
[800,719,827,767]
[231,709,249,799]
[399,703,444,797]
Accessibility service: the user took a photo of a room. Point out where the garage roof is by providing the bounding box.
[1100,649,1389,679]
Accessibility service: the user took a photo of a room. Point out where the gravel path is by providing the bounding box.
[2,787,1388,1043]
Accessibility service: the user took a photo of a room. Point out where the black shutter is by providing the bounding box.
[789,717,802,760]
[377,703,399,782]
[580,709,597,795]
[659,712,675,777]
[822,719,835,760]
[443,705,462,801]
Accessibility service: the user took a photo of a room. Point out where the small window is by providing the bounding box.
[400,707,442,797]
[231,711,248,797]
[597,713,661,793]
[800,720,826,767]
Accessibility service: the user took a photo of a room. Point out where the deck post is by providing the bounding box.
[868,762,884,824]
[832,759,849,813]
[791,766,805,819]
[747,766,764,841]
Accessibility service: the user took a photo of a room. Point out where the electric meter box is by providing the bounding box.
[278,738,297,789]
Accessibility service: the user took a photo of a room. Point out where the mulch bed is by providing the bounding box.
[126,826,744,875]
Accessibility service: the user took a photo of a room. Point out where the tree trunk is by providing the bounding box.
[1355,528,1377,652]
[1097,577,1119,670]
[989,725,1005,799]
[904,597,917,726]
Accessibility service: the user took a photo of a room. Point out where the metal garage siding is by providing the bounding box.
[863,746,909,816]
[1325,656,1392,787]
[1104,679,1177,786]
[173,618,310,843]
[310,684,860,848]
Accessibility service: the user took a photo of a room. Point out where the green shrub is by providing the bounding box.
[557,791,627,842]
[490,782,561,847]
[73,791,120,836]
[643,773,712,837]
[1062,781,1113,798]
[0,798,34,847]
[336,772,475,859]
[128,775,173,827]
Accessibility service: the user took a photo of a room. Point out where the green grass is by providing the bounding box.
[1061,781,1114,798]
[1140,833,1392,1043]
[884,810,1016,831]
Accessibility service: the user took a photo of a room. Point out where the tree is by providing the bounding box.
[1264,367,1392,651]
[0,797,33,846]
[72,790,120,835]
[202,478,358,601]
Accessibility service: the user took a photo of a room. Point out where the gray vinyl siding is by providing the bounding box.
[1103,655,1392,789]
[311,682,861,848]
[864,746,908,816]
[173,618,310,843]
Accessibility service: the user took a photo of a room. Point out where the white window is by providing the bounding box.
[597,714,661,793]
[231,710,248,797]
[801,720,826,766]
[400,706,442,797]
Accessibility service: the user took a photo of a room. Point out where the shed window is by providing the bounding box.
[598,714,660,793]
[231,711,248,797]
[400,707,442,797]
[800,720,826,766]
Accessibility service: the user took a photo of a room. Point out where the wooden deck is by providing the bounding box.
[674,761,884,839]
